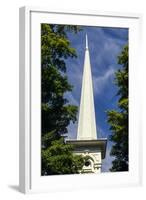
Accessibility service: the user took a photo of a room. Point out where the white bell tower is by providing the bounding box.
[66,35,107,173]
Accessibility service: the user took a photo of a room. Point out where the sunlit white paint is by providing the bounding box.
[77,34,97,140]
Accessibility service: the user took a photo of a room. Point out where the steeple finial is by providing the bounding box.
[86,34,88,50]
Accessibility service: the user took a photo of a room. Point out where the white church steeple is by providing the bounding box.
[77,34,97,140]
[66,34,107,174]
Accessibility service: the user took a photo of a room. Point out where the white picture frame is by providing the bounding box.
[19,6,142,194]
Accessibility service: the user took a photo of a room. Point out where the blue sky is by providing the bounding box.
[65,26,128,172]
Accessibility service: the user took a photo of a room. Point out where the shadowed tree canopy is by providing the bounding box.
[41,24,84,175]
[107,45,128,172]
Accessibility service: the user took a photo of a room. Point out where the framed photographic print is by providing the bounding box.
[19,6,142,193]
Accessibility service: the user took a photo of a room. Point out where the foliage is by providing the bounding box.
[107,45,128,172]
[41,24,83,175]
[42,138,84,175]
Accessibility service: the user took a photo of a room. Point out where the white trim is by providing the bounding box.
[19,7,31,193]
[23,6,142,19]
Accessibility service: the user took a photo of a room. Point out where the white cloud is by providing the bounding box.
[102,144,115,172]
[93,66,115,95]
[67,121,78,139]
[65,92,79,106]
[97,125,107,138]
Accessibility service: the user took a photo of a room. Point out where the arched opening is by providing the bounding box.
[85,160,91,167]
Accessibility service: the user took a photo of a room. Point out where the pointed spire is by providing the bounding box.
[77,34,97,140]
[86,34,88,50]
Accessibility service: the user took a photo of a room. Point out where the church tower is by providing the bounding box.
[66,35,107,173]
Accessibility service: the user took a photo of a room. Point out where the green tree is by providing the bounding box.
[107,45,128,172]
[41,24,84,175]
[42,138,84,175]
